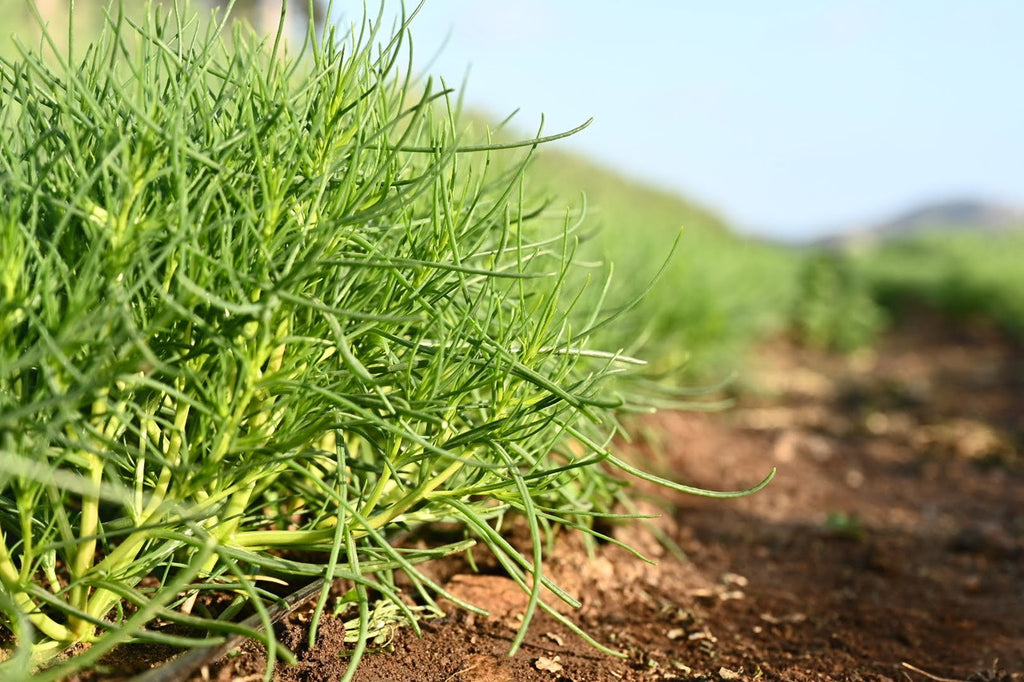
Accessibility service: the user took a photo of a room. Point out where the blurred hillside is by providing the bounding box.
[518,136,1024,383]
[521,143,809,382]
[817,198,1024,249]
[879,199,1024,234]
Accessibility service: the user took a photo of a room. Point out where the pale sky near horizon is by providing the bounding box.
[371,1,1024,240]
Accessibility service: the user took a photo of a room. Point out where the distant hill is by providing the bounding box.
[878,199,1024,235]
[819,199,1024,249]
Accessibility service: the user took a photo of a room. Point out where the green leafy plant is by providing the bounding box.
[792,253,885,352]
[0,2,772,679]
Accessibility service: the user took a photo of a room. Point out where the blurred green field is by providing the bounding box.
[524,144,1024,384]
[527,147,807,382]
[851,230,1024,337]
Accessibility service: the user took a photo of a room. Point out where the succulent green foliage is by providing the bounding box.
[0,2,773,678]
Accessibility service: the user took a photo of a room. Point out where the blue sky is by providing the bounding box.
[385,1,1024,240]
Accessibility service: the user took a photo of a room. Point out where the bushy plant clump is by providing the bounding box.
[0,2,771,679]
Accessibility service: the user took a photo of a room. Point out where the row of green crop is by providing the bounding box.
[2,2,1020,679]
[851,230,1024,337]
[0,4,775,679]
[527,144,1024,378]
[0,5,635,677]
[790,231,1024,348]
[525,149,806,382]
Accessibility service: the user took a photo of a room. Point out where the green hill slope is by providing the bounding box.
[525,146,806,382]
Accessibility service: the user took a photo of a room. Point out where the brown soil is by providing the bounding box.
[88,310,1024,681]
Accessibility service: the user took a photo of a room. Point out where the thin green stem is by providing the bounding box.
[68,450,104,640]
[0,531,72,643]
[368,460,466,530]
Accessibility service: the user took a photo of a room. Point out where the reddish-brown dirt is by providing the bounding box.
[76,310,1024,681]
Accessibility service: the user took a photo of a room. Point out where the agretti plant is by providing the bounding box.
[0,2,772,678]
